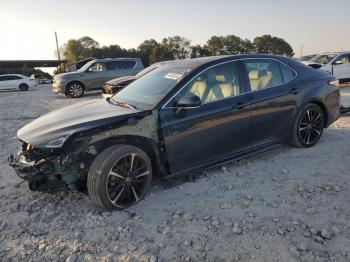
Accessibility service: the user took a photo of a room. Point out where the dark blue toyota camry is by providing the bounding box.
[9,54,340,210]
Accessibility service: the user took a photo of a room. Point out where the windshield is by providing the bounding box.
[310,54,336,64]
[135,64,159,77]
[111,66,191,110]
[77,60,95,72]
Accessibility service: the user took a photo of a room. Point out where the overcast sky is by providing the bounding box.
[1,0,349,62]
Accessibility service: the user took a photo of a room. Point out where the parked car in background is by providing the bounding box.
[53,58,144,98]
[9,55,340,210]
[0,74,36,91]
[303,52,350,83]
[297,54,317,62]
[102,61,170,97]
[38,77,52,84]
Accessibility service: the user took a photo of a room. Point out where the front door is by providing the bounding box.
[332,54,350,81]
[242,59,305,147]
[159,60,250,173]
[85,62,108,89]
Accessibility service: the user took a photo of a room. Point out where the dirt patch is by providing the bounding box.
[0,85,350,262]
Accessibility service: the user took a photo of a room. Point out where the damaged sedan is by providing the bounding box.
[9,55,340,210]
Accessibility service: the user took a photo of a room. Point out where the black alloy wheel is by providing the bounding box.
[19,83,29,91]
[292,104,325,147]
[88,145,152,210]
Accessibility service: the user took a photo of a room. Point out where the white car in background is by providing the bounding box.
[0,74,36,91]
[303,51,350,83]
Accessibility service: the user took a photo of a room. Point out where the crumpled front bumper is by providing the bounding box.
[8,149,68,191]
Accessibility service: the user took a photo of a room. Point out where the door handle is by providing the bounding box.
[232,101,247,110]
[289,88,301,95]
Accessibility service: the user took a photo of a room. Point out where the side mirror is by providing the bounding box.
[174,95,201,108]
[334,60,343,65]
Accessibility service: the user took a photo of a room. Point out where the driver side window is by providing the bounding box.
[89,62,105,72]
[335,54,349,65]
[176,61,242,104]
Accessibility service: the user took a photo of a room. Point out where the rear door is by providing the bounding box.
[242,59,303,147]
[159,60,251,173]
[332,54,350,80]
[6,75,22,89]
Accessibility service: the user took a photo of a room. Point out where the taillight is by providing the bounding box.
[328,77,339,86]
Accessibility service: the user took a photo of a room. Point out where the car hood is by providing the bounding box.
[106,75,138,85]
[54,71,84,80]
[17,99,141,148]
[302,61,324,66]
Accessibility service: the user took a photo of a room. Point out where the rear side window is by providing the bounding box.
[107,61,136,70]
[0,76,6,81]
[244,60,283,91]
[280,63,295,82]
[5,75,22,80]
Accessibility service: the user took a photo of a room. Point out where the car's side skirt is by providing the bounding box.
[163,140,281,180]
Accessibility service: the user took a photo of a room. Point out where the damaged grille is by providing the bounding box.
[21,142,57,161]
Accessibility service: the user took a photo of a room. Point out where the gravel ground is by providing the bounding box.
[0,85,350,262]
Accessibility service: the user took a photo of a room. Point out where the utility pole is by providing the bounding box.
[55,31,61,61]
[300,44,303,57]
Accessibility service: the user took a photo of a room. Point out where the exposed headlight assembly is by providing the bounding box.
[46,134,71,148]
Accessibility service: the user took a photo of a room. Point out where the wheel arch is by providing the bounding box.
[81,135,169,180]
[306,100,328,128]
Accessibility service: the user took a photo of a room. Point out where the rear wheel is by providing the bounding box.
[291,104,325,147]
[66,82,84,98]
[87,145,152,211]
[19,83,29,91]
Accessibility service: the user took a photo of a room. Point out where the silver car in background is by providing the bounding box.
[53,58,144,98]
[303,51,350,83]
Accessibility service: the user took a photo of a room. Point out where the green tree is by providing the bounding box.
[190,44,210,58]
[138,39,160,66]
[149,36,191,63]
[206,36,226,55]
[253,34,294,57]
[62,36,100,62]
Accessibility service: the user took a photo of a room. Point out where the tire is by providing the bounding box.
[19,83,29,91]
[66,82,84,98]
[87,145,153,211]
[291,103,325,147]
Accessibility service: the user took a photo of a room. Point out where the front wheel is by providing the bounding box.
[87,145,152,211]
[66,82,84,98]
[291,104,325,147]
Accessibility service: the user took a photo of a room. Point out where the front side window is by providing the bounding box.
[89,62,105,72]
[175,61,242,104]
[244,60,283,91]
[311,54,336,65]
[334,54,350,65]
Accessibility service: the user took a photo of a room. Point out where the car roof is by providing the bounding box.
[94,57,141,62]
[160,54,295,70]
[0,74,25,77]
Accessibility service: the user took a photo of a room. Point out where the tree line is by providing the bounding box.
[58,34,294,69]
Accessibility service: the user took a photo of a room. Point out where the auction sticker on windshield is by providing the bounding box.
[164,73,183,80]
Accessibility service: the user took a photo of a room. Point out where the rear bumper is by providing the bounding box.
[325,90,341,127]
